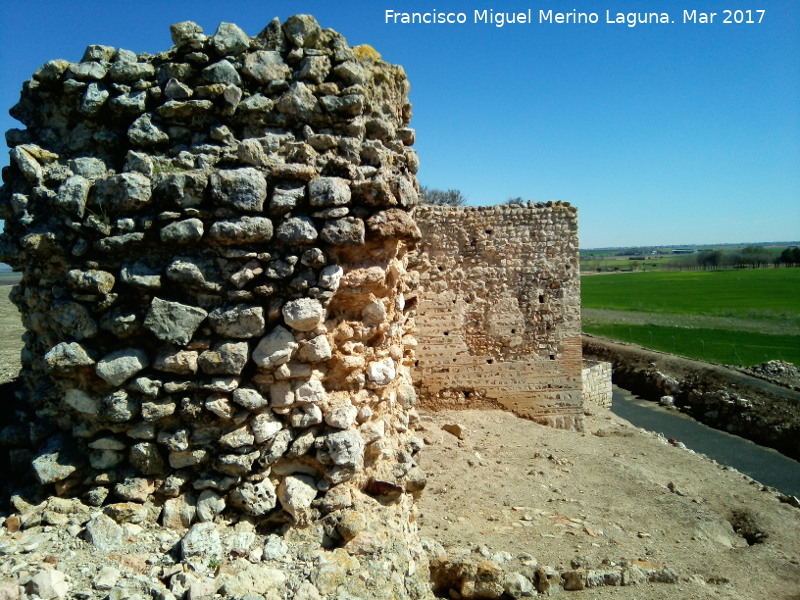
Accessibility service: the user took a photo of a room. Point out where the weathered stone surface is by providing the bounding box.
[251,411,284,443]
[65,388,100,414]
[44,342,95,372]
[94,173,152,213]
[282,298,324,331]
[199,341,249,375]
[203,59,242,85]
[208,305,265,338]
[129,442,166,475]
[291,403,323,428]
[160,218,204,243]
[325,403,358,429]
[170,21,206,49]
[85,514,124,554]
[283,14,321,48]
[295,379,327,404]
[210,168,267,212]
[207,216,273,244]
[277,474,317,520]
[67,269,115,294]
[51,301,98,340]
[318,430,365,467]
[277,82,317,118]
[253,326,297,369]
[367,209,421,240]
[181,523,223,573]
[95,348,149,385]
[196,490,225,522]
[367,358,396,386]
[32,435,79,484]
[309,177,350,207]
[297,335,332,362]
[56,175,90,217]
[318,264,343,290]
[128,113,169,146]
[271,182,305,214]
[143,298,208,345]
[320,217,365,246]
[230,480,277,517]
[153,349,199,374]
[231,387,267,410]
[276,216,318,244]
[27,569,69,600]
[211,22,250,56]
[242,50,291,83]
[109,60,155,82]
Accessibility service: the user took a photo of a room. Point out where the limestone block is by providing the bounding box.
[251,411,283,443]
[320,217,365,246]
[203,59,242,85]
[153,349,199,375]
[242,50,291,83]
[253,326,298,369]
[309,177,351,207]
[276,216,318,244]
[210,167,267,212]
[199,341,250,375]
[277,474,318,520]
[282,298,324,331]
[208,305,266,338]
[232,387,268,410]
[230,480,277,517]
[207,216,273,245]
[85,514,124,554]
[43,342,95,372]
[211,22,250,56]
[95,348,149,385]
[144,297,208,345]
[160,218,204,244]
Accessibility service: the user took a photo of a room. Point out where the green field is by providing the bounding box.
[583,323,800,366]
[582,269,800,366]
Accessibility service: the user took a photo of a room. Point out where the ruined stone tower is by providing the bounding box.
[0,15,432,597]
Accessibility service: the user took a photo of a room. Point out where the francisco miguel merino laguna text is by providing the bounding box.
[385,9,676,28]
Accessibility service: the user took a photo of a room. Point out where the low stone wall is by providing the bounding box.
[583,335,800,461]
[582,360,612,409]
[411,203,584,430]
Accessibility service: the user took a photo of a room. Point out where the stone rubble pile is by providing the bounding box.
[0,492,681,600]
[0,15,430,597]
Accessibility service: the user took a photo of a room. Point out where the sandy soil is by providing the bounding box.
[416,407,800,600]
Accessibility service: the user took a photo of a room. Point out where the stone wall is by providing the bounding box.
[0,17,432,585]
[411,203,583,430]
[582,359,612,409]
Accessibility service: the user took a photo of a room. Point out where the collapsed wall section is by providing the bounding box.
[0,14,428,559]
[411,203,583,430]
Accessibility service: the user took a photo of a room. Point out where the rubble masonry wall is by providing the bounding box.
[411,203,584,430]
[0,15,428,536]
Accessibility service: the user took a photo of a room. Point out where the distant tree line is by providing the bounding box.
[672,246,800,270]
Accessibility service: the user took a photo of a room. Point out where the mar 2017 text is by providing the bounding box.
[383,9,767,28]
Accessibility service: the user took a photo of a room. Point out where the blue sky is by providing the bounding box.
[1,0,798,248]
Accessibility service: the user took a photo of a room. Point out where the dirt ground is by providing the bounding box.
[416,408,800,600]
